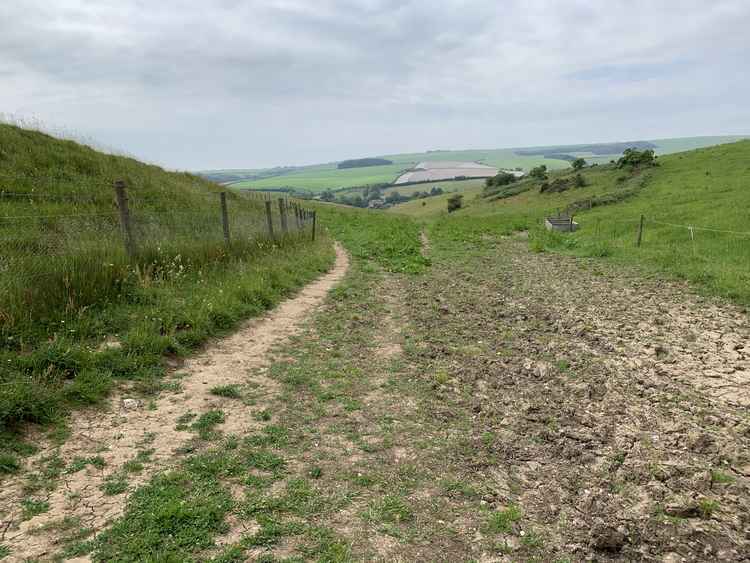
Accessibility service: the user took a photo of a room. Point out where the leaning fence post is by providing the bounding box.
[636,214,644,247]
[278,198,288,234]
[113,179,136,258]
[264,200,274,239]
[220,192,230,245]
[312,211,317,241]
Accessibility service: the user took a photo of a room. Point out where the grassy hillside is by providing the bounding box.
[207,135,746,194]
[0,124,332,449]
[433,140,750,304]
[387,179,486,218]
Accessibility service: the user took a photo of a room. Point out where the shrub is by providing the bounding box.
[572,157,586,170]
[447,194,463,213]
[485,171,517,188]
[529,165,548,180]
[616,148,656,169]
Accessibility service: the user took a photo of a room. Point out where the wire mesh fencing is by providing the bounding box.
[0,179,317,331]
[541,209,750,298]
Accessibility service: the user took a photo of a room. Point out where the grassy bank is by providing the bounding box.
[431,141,750,305]
[0,124,333,467]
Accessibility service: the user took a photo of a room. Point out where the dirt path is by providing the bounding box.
[0,244,349,562]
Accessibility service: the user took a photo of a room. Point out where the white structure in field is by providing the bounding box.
[394,161,519,184]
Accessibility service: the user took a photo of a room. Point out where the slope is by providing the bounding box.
[434,140,750,304]
[203,135,747,194]
[0,124,332,454]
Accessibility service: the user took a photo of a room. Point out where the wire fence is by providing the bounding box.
[542,209,750,293]
[0,179,318,330]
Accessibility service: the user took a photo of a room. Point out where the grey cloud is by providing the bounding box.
[1,0,749,169]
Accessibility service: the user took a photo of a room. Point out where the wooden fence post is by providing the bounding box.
[220,192,230,245]
[637,214,644,247]
[312,211,317,241]
[113,180,136,258]
[295,204,301,229]
[278,198,288,234]
[264,200,274,239]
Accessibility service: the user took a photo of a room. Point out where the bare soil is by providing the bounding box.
[2,235,748,562]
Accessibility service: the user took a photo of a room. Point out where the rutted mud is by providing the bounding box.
[404,237,749,560]
[0,244,349,562]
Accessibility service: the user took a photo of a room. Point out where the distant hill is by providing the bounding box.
[337,158,393,169]
[198,135,748,194]
[440,139,750,305]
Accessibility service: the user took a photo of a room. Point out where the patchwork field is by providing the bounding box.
[394,160,498,184]
[203,135,747,195]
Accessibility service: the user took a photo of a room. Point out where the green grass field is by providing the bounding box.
[429,140,750,305]
[212,136,746,194]
[386,179,486,218]
[230,162,408,192]
[0,124,331,452]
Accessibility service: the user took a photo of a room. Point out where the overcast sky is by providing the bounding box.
[2,1,749,170]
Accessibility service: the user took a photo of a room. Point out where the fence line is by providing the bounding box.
[0,179,319,326]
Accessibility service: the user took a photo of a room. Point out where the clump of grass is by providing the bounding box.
[520,529,544,549]
[440,478,478,499]
[255,409,272,422]
[91,470,232,561]
[366,494,413,524]
[698,499,719,519]
[246,450,286,473]
[101,474,129,496]
[191,410,226,440]
[245,425,289,448]
[0,453,20,474]
[210,385,242,399]
[484,504,522,534]
[66,455,106,474]
[123,460,144,473]
[710,470,735,485]
[20,497,50,520]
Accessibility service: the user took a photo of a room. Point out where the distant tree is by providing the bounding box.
[430,186,444,196]
[572,157,586,170]
[529,165,548,180]
[572,173,586,188]
[487,171,517,187]
[447,194,463,213]
[616,148,656,169]
[320,190,335,202]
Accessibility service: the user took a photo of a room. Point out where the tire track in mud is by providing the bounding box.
[0,244,349,562]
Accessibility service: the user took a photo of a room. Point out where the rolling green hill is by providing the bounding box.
[429,140,750,304]
[0,124,331,440]
[201,135,747,194]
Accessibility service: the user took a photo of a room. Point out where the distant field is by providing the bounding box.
[211,136,748,194]
[230,163,408,192]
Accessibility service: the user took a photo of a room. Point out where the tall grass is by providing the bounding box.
[431,140,750,306]
[0,124,329,443]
